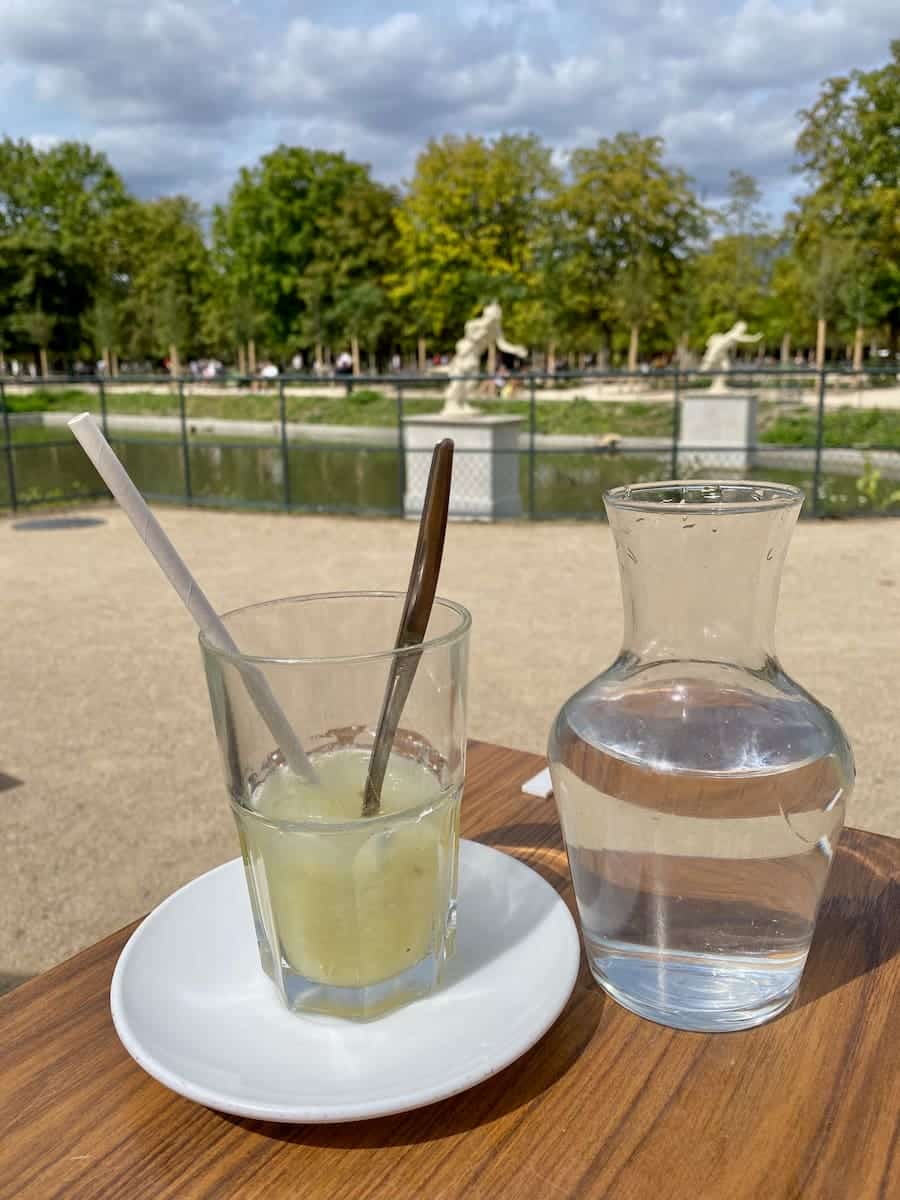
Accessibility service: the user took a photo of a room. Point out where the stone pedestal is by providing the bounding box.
[678,391,757,471]
[404,414,522,520]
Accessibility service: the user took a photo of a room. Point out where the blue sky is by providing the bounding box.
[1,1,895,217]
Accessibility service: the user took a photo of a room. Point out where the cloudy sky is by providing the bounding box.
[2,0,895,215]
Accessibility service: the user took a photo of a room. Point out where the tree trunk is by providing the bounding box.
[853,326,865,372]
[238,343,246,376]
[677,333,689,368]
[102,346,111,375]
[38,346,49,378]
[417,336,426,373]
[111,350,119,377]
[815,319,826,369]
[780,332,791,365]
[351,335,361,377]
[314,341,322,367]
[627,324,639,373]
[368,348,376,373]
[169,343,180,378]
[247,338,257,376]
[324,346,332,366]
[546,342,556,376]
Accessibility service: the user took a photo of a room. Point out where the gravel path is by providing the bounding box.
[2,506,897,984]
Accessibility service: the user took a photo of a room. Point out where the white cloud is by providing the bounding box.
[5,0,252,126]
[89,124,230,202]
[27,133,63,152]
[1,0,895,208]
[675,0,892,91]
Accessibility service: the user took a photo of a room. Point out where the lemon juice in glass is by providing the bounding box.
[201,592,470,1020]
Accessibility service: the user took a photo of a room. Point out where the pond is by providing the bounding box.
[1,431,892,518]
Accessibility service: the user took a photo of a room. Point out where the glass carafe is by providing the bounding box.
[548,482,853,1032]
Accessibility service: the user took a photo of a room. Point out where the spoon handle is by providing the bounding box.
[362,440,454,816]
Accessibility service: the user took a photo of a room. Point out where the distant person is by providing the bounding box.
[335,351,353,376]
[291,352,304,372]
[501,367,521,400]
[391,352,401,373]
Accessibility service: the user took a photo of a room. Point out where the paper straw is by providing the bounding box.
[68,413,316,782]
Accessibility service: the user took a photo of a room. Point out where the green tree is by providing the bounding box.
[88,293,120,373]
[212,146,396,367]
[794,41,900,353]
[612,251,665,370]
[556,133,706,365]
[310,164,397,367]
[124,197,211,370]
[764,241,813,361]
[522,227,569,370]
[805,231,855,365]
[0,138,128,366]
[693,171,776,349]
[88,198,139,373]
[837,242,883,368]
[333,282,388,373]
[392,134,558,356]
[15,303,56,377]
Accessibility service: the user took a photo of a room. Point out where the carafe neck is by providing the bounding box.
[606,484,803,671]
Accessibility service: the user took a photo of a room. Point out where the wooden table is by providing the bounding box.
[2,741,898,1199]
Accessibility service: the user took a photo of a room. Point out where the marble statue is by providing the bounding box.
[701,320,763,390]
[441,302,527,416]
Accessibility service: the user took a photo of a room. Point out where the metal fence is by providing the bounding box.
[2,366,899,519]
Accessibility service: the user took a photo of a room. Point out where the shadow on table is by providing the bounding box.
[472,821,571,895]
[475,822,900,1018]
[795,829,899,1010]
[223,819,602,1149]
[0,971,32,998]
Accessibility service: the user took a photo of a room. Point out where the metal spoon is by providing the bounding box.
[362,439,454,816]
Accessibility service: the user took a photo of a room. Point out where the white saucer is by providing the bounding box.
[110,839,580,1123]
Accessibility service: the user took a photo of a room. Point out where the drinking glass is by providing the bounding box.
[200,591,470,1020]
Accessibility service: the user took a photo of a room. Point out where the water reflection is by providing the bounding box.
[6,437,827,517]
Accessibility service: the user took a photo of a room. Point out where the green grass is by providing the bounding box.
[481,396,675,437]
[760,406,900,447]
[2,387,103,415]
[7,387,900,448]
[2,385,426,423]
[4,387,676,438]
